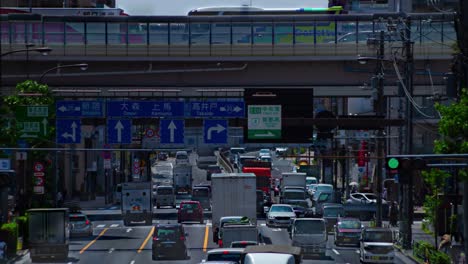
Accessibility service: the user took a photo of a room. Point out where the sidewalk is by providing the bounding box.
[5,249,28,264]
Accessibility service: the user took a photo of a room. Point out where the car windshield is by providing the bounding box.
[156,228,178,240]
[318,193,331,202]
[182,203,198,210]
[317,185,333,192]
[365,194,377,200]
[207,253,242,262]
[338,220,361,229]
[323,207,344,217]
[306,178,317,185]
[363,230,393,242]
[284,191,305,199]
[270,206,293,213]
[70,216,86,222]
[192,188,209,197]
[294,220,324,234]
[177,154,188,160]
[157,188,173,195]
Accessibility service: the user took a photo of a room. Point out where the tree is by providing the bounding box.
[1,80,56,208]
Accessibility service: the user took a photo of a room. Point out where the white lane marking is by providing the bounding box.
[260,223,266,226]
[96,224,105,228]
[332,249,340,255]
[355,250,360,254]
[126,228,132,233]
[271,228,282,232]
[130,261,135,264]
[110,224,119,228]
[108,248,114,254]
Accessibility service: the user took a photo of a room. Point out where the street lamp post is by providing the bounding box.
[1,45,52,79]
[1,46,52,57]
[39,63,89,83]
[357,30,386,228]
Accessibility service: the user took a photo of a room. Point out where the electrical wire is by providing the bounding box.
[392,56,437,118]
[426,68,443,119]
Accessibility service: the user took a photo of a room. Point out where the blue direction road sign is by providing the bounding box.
[204,119,227,144]
[188,101,244,117]
[107,101,184,117]
[107,119,132,144]
[56,101,103,117]
[160,119,184,144]
[56,119,81,144]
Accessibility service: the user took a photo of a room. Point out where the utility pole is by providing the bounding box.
[457,0,468,258]
[375,30,385,228]
[400,16,414,250]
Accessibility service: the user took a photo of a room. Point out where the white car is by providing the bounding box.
[346,193,388,205]
[266,204,296,228]
[308,183,333,197]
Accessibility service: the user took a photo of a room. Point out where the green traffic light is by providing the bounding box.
[388,158,399,169]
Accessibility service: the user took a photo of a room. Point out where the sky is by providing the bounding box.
[116,0,329,16]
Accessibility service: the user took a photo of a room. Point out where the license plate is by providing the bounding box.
[343,238,350,242]
[371,256,381,260]
[187,210,193,213]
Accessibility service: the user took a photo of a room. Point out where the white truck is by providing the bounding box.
[211,173,257,242]
[222,224,258,248]
[121,182,153,226]
[173,165,193,195]
[281,172,307,190]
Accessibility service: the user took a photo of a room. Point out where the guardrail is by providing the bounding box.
[215,150,234,173]
[1,12,455,58]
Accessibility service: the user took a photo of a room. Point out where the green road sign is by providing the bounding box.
[247,105,281,139]
[16,105,52,139]
[387,157,399,169]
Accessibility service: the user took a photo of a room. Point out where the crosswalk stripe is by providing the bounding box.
[96,224,105,228]
[110,224,119,228]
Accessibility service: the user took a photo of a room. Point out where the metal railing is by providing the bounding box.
[0,12,456,58]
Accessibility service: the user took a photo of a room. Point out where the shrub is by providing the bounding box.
[0,222,18,257]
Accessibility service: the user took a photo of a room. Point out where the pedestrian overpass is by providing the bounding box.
[1,12,455,97]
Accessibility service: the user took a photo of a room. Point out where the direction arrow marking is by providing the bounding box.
[168,121,177,143]
[254,131,275,137]
[207,124,226,140]
[62,122,77,142]
[41,118,48,136]
[114,121,124,143]
[58,105,67,112]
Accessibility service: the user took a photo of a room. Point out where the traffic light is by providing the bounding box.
[386,157,427,171]
[386,156,428,184]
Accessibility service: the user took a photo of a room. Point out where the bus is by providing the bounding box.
[188,6,344,44]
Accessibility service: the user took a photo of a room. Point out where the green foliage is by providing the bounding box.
[413,241,451,264]
[421,169,450,234]
[1,80,55,148]
[434,88,468,180]
[0,222,18,237]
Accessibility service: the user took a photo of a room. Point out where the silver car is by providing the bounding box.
[69,212,93,237]
[266,204,296,228]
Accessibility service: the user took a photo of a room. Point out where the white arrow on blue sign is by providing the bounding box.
[56,119,81,144]
[160,119,184,144]
[107,119,132,144]
[204,119,227,144]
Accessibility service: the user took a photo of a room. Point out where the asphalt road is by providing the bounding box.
[16,218,414,264]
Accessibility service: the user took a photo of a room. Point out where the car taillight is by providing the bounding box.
[85,220,90,225]
[153,234,157,241]
[180,236,185,241]
[218,240,223,247]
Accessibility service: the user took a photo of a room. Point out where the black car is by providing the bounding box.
[158,152,168,161]
[152,224,188,260]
